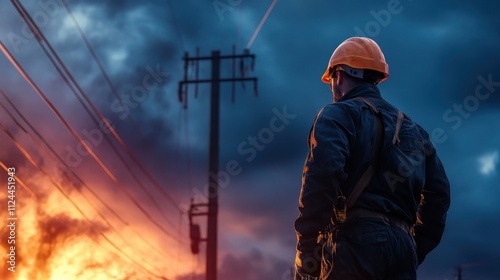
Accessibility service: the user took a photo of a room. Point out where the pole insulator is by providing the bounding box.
[190,223,201,254]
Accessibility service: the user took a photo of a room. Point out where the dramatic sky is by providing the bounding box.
[0,0,499,279]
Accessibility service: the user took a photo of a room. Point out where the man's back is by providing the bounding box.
[295,83,450,279]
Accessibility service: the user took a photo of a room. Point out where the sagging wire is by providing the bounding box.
[12,0,184,219]
[0,89,176,262]
[61,0,146,143]
[0,41,179,242]
[0,121,169,280]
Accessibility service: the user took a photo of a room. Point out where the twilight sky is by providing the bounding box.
[0,0,499,279]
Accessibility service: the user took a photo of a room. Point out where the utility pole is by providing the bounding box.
[179,46,258,280]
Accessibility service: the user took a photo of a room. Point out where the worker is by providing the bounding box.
[294,37,451,280]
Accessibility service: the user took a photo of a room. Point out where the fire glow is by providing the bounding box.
[0,167,196,280]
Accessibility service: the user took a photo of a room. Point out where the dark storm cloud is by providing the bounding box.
[9,0,186,166]
[399,2,500,109]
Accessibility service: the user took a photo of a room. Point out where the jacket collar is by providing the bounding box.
[337,84,381,102]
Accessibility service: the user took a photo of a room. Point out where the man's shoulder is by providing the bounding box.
[367,98,432,138]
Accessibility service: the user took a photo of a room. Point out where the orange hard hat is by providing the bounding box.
[321,37,389,84]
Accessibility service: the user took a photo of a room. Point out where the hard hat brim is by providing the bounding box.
[321,68,330,83]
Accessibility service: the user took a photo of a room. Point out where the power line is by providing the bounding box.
[11,0,182,220]
[0,121,169,280]
[0,96,164,266]
[62,0,186,215]
[60,0,145,142]
[0,89,178,263]
[0,41,179,242]
[5,0,188,273]
[0,89,127,225]
[59,1,185,214]
[246,0,278,49]
[0,95,169,272]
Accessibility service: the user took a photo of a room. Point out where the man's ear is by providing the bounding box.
[336,71,343,85]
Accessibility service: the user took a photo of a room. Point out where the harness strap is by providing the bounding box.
[346,97,384,209]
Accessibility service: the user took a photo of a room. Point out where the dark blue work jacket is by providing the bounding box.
[295,84,450,277]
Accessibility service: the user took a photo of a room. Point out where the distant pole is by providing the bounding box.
[457,265,462,280]
[180,47,258,280]
[206,50,220,280]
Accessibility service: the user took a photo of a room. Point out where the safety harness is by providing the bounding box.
[333,97,408,231]
[309,98,408,280]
